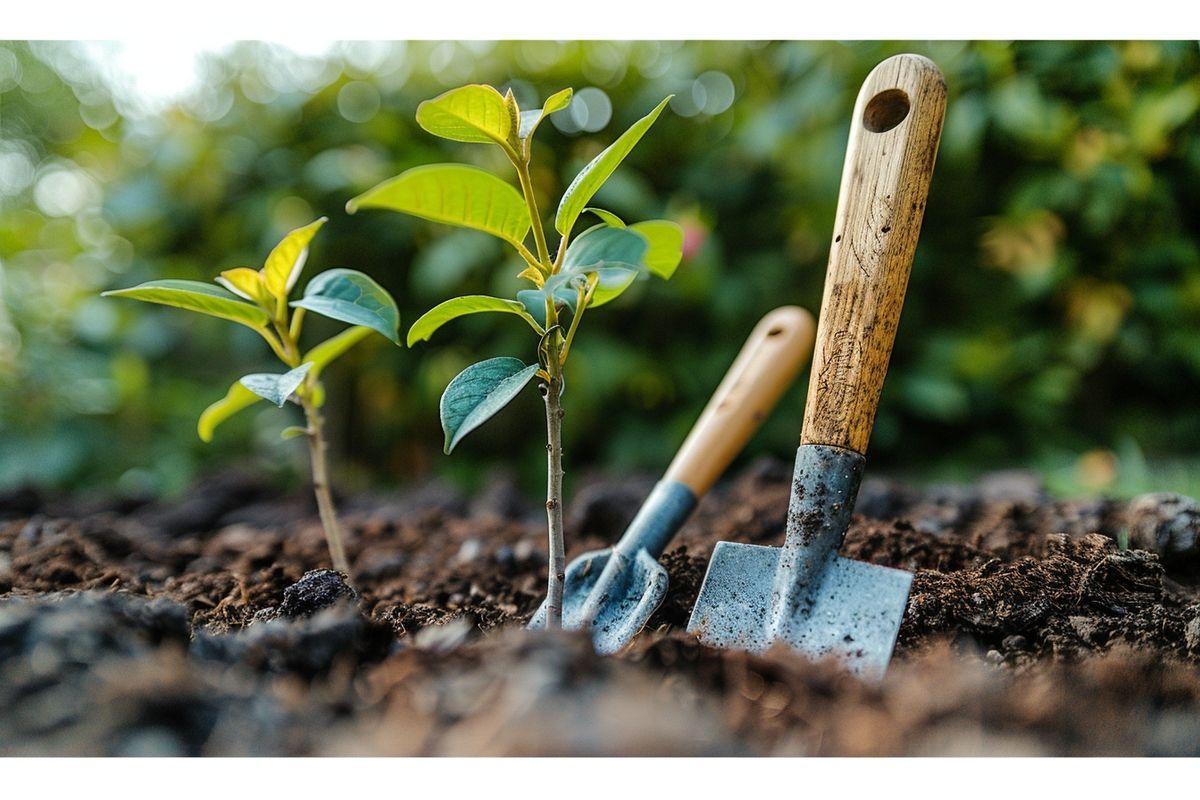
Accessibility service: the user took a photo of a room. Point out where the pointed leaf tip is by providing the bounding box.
[440,357,539,454]
[239,362,314,408]
[291,269,401,344]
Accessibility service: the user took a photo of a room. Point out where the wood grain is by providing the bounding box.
[800,54,946,455]
[666,305,815,495]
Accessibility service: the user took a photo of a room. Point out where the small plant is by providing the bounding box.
[103,218,400,575]
[347,85,682,627]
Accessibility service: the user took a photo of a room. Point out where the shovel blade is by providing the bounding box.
[687,541,912,681]
[527,547,670,653]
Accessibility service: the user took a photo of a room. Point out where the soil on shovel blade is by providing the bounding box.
[2,459,1199,756]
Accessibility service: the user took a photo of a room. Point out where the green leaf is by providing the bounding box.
[518,88,573,140]
[239,362,314,408]
[629,220,684,279]
[440,357,539,454]
[416,85,513,148]
[263,217,326,300]
[554,96,672,238]
[347,165,531,250]
[291,269,401,343]
[102,280,271,330]
[517,283,579,329]
[303,325,375,378]
[562,225,648,272]
[587,266,639,308]
[584,207,625,227]
[281,426,309,441]
[408,295,543,347]
[197,381,264,443]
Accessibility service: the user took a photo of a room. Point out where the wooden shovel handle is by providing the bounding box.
[800,54,946,455]
[666,305,815,496]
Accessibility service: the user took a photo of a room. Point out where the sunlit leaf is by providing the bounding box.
[197,381,263,443]
[417,85,513,148]
[281,426,309,440]
[216,267,269,305]
[302,325,375,378]
[518,88,573,140]
[102,280,270,330]
[347,164,531,249]
[555,96,672,237]
[408,295,543,346]
[440,357,539,454]
[584,207,625,227]
[629,219,684,279]
[291,269,401,343]
[264,217,326,300]
[587,266,639,308]
[239,362,314,407]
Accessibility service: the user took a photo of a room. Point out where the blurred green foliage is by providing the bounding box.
[2,40,1199,498]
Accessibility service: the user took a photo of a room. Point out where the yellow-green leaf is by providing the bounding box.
[347,164,531,249]
[216,267,268,305]
[197,380,263,443]
[629,220,684,279]
[416,85,512,148]
[555,96,672,238]
[103,280,271,330]
[303,325,375,378]
[518,88,573,140]
[263,217,326,300]
[584,207,625,228]
[408,295,543,346]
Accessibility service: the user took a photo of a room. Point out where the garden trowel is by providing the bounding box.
[686,54,947,681]
[528,305,815,652]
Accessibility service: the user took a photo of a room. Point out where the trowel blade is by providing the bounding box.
[687,540,913,681]
[528,547,670,654]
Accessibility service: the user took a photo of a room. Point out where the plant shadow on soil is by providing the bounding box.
[1,459,1199,755]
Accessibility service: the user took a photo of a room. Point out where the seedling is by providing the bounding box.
[348,85,681,627]
[103,218,401,575]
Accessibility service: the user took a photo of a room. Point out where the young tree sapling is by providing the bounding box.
[347,85,682,627]
[103,218,401,575]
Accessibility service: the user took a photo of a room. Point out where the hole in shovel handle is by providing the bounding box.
[862,88,910,133]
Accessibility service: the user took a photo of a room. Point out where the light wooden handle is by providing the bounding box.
[800,54,946,455]
[665,306,815,495]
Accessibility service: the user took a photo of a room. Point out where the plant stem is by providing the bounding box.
[542,360,566,629]
[300,392,351,576]
[516,159,552,269]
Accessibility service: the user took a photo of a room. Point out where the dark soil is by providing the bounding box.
[2,459,1199,755]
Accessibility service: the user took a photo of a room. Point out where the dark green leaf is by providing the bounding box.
[562,225,648,272]
[440,357,539,454]
[291,269,401,343]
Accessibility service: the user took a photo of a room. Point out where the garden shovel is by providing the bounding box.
[529,305,815,652]
[686,54,947,681]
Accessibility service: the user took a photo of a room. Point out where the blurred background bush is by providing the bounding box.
[2,40,1198,500]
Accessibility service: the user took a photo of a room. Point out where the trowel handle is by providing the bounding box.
[801,54,946,455]
[665,305,815,496]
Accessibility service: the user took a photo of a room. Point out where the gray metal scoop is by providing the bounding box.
[687,54,948,681]
[529,306,815,653]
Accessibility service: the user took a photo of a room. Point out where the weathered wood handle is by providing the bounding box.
[666,305,815,496]
[800,54,946,455]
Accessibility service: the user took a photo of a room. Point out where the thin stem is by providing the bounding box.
[301,392,351,577]
[257,327,291,364]
[541,362,566,629]
[515,158,552,269]
[288,307,306,343]
[559,275,597,365]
